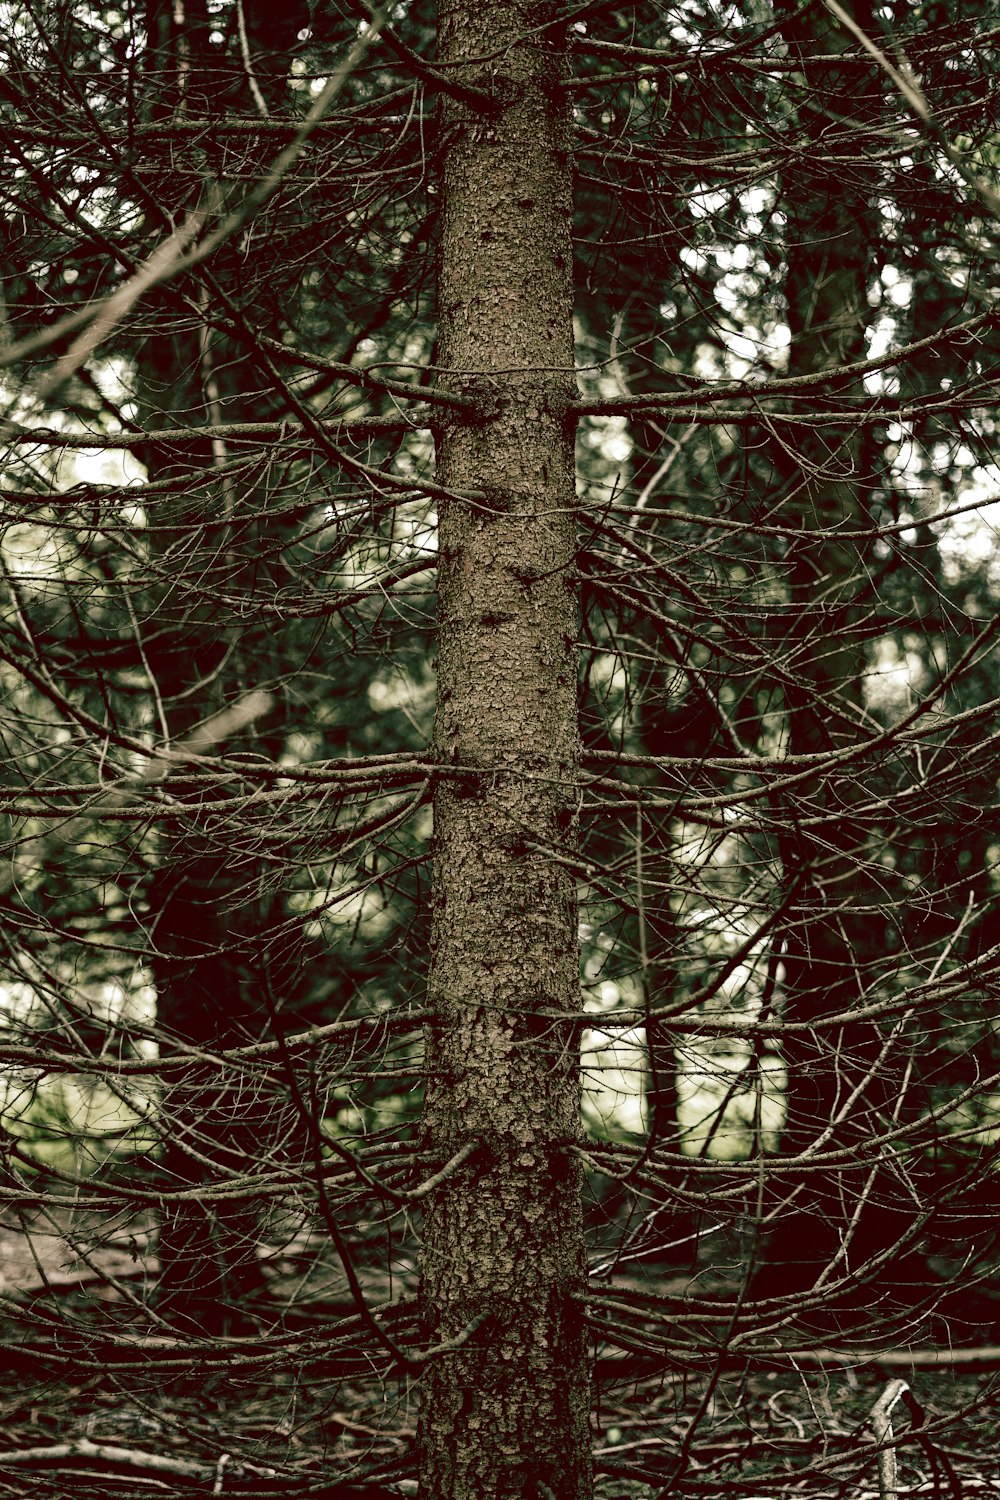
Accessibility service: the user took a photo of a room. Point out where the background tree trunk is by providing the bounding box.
[136,0,307,1333]
[417,3,594,1497]
[752,0,900,1304]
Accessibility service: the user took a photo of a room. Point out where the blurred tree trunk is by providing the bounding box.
[136,0,307,1334]
[753,0,901,1302]
[417,2,594,1496]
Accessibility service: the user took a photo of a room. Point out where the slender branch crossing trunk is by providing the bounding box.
[418,3,594,1496]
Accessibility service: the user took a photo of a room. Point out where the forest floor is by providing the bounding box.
[0,1214,998,1499]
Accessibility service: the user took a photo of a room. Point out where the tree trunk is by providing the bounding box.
[753,0,905,1304]
[776,0,877,1132]
[417,3,594,1497]
[135,325,285,1333]
[135,0,306,1334]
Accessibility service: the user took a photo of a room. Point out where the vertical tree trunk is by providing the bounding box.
[136,0,305,1333]
[777,0,876,1122]
[136,327,284,1333]
[418,3,594,1497]
[754,0,900,1302]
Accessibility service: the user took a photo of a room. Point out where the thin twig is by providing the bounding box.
[869,1378,909,1500]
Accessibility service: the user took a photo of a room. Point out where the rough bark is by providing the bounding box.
[417,3,594,1497]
